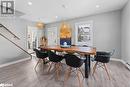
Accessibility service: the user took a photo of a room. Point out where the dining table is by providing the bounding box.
[41,45,96,78]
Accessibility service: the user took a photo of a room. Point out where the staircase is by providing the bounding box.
[0,24,32,65]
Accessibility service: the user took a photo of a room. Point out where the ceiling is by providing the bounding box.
[15,0,128,24]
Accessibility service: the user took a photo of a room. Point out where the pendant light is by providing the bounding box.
[36,21,45,29]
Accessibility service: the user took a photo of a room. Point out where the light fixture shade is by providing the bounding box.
[60,22,72,46]
[60,22,71,38]
[36,21,45,29]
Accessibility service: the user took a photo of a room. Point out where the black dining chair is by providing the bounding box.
[71,44,76,46]
[92,50,115,80]
[64,54,85,87]
[48,51,64,80]
[82,45,88,47]
[33,49,48,69]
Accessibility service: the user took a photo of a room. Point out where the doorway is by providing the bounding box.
[27,26,43,53]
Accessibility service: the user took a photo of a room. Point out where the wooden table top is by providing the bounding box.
[41,45,96,55]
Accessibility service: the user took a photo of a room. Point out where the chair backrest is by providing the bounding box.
[64,54,84,68]
[110,49,115,56]
[48,51,63,62]
[96,49,115,63]
[33,49,41,58]
[71,44,76,46]
[33,49,48,58]
[82,45,88,47]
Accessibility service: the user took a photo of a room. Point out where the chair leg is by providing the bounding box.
[64,67,72,86]
[48,61,51,66]
[79,68,85,78]
[56,63,61,80]
[48,62,53,73]
[92,61,98,75]
[67,67,72,80]
[103,63,111,80]
[34,59,41,69]
[58,62,62,79]
[77,70,83,87]
[43,58,46,64]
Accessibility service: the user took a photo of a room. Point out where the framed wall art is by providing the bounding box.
[75,21,93,46]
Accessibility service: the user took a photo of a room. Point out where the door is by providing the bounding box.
[47,27,58,46]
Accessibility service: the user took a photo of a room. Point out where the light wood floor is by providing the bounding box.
[0,58,130,87]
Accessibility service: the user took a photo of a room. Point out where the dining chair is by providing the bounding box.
[71,44,76,46]
[92,49,115,80]
[33,49,48,69]
[64,54,85,87]
[82,45,88,47]
[48,51,64,80]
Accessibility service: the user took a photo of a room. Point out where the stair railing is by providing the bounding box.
[0,24,32,58]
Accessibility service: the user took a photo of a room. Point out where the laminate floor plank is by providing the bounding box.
[0,58,130,87]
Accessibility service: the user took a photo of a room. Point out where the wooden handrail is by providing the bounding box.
[0,32,32,58]
[0,24,20,40]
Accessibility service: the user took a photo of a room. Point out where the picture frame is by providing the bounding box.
[75,21,93,46]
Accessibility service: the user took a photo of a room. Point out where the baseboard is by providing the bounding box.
[0,58,30,68]
[111,58,130,70]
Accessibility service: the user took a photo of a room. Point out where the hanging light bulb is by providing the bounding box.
[36,21,45,29]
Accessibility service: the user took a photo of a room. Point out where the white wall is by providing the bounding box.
[121,0,130,63]
[45,10,121,58]
[0,17,35,65]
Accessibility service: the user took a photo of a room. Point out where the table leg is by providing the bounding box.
[85,55,91,78]
[88,55,91,71]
